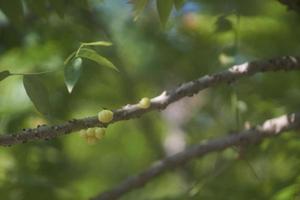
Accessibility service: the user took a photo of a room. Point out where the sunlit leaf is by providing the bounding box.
[64,58,83,93]
[0,70,11,82]
[219,53,235,66]
[77,48,119,71]
[81,41,112,47]
[156,0,173,27]
[174,0,185,10]
[23,75,51,115]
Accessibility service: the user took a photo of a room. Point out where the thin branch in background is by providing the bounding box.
[187,160,233,197]
[0,55,299,146]
[91,112,300,200]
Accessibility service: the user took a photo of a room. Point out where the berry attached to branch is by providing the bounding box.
[79,127,106,145]
[98,109,114,123]
[86,128,94,137]
[95,128,106,140]
[79,130,87,138]
[86,136,98,145]
[138,97,151,109]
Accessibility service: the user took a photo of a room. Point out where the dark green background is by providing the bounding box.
[0,0,299,199]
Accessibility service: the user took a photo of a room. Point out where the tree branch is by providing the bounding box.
[0,56,299,146]
[91,112,300,200]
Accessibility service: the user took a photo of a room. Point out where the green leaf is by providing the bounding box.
[0,0,23,25]
[174,0,185,10]
[64,51,76,65]
[156,0,173,27]
[0,70,11,82]
[64,57,83,93]
[77,48,119,72]
[23,75,51,115]
[81,41,112,47]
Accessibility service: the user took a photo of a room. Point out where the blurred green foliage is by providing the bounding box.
[0,0,300,199]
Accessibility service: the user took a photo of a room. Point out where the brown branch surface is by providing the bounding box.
[91,112,300,200]
[0,56,300,146]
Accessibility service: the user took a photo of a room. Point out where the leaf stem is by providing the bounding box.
[10,69,61,76]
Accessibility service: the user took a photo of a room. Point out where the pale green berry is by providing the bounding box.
[86,136,97,145]
[98,109,114,123]
[79,130,86,138]
[138,97,151,109]
[95,128,106,139]
[86,128,95,137]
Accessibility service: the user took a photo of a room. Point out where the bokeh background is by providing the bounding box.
[1,0,300,199]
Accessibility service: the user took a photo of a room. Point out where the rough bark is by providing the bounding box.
[0,56,299,146]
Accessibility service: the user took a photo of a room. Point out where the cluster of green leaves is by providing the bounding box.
[0,41,117,116]
[64,41,118,93]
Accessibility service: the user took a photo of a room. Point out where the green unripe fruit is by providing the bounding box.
[80,127,108,144]
[79,130,86,138]
[86,128,95,137]
[95,128,106,139]
[138,97,151,109]
[98,109,114,123]
[86,137,97,145]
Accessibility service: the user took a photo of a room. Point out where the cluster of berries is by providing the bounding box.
[79,97,151,144]
[80,127,106,144]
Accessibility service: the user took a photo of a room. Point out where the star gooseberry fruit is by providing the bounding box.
[86,136,98,145]
[95,128,106,139]
[86,128,94,137]
[79,130,87,138]
[138,97,151,109]
[98,109,114,123]
[79,127,106,145]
